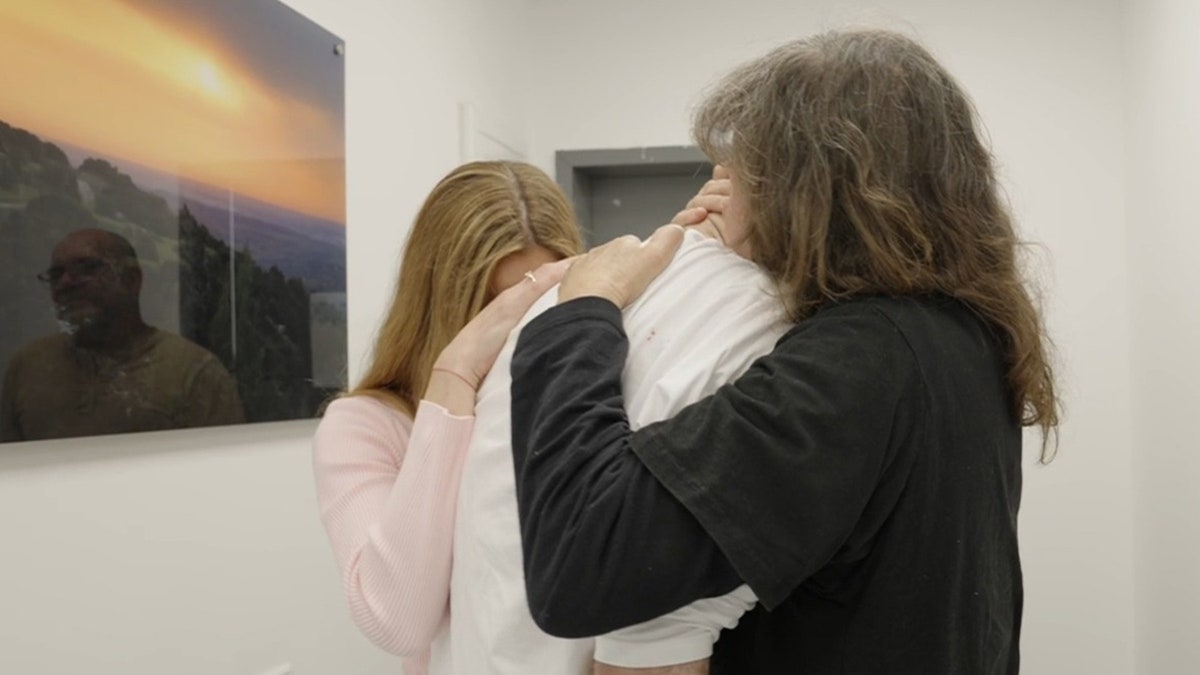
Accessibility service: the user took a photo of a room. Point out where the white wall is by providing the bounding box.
[6,0,1192,673]
[1126,0,1200,673]
[0,0,533,673]
[527,1,1136,673]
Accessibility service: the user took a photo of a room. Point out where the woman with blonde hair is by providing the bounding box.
[312,160,581,674]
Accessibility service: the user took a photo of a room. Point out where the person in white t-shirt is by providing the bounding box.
[449,169,784,673]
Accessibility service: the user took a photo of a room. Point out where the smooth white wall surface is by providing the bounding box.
[1126,0,1200,673]
[527,1,1135,673]
[0,0,532,673]
[7,0,1187,673]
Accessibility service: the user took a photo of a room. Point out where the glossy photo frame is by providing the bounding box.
[0,0,347,444]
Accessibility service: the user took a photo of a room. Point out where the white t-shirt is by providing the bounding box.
[444,231,788,674]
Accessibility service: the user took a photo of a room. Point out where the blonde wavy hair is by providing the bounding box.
[347,161,582,416]
[694,30,1060,460]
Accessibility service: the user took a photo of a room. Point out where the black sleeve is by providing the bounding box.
[511,297,743,638]
[512,296,922,630]
[630,302,924,608]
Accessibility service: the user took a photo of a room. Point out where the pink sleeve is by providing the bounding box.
[313,396,474,663]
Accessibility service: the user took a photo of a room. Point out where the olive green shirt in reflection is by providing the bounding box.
[0,329,244,442]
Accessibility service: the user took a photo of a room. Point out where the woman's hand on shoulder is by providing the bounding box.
[558,224,685,308]
[430,258,572,411]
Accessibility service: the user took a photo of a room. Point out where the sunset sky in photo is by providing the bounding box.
[0,0,345,223]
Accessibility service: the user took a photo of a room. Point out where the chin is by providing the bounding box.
[55,308,99,335]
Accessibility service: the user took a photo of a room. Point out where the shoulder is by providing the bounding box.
[314,395,415,465]
[786,294,977,346]
[759,298,934,410]
[625,233,786,340]
[320,395,414,436]
[151,331,224,366]
[145,331,243,389]
[816,294,997,373]
[780,298,918,357]
[637,232,778,313]
[4,334,70,381]
[10,333,70,362]
[778,295,999,404]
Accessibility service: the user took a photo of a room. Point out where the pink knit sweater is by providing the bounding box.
[313,396,475,675]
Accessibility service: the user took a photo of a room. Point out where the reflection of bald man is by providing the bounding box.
[1,229,244,442]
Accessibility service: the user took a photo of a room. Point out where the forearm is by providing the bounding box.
[337,434,459,653]
[511,297,741,637]
[315,399,470,655]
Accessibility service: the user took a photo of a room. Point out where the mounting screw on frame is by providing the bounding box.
[333,43,345,56]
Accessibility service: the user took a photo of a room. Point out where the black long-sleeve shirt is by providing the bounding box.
[511,294,1023,674]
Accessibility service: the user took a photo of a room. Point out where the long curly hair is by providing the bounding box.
[694,30,1060,460]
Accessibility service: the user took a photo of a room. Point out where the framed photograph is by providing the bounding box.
[0,0,346,443]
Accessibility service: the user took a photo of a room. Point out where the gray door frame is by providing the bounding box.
[555,146,711,242]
